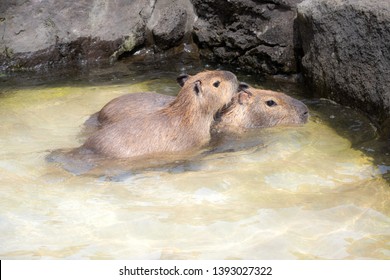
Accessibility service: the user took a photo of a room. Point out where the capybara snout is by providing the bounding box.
[291,98,309,124]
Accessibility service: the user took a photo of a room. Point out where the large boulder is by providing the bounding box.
[191,0,304,75]
[297,0,390,129]
[148,0,196,51]
[0,0,196,70]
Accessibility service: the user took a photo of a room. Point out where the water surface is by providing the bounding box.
[0,61,389,259]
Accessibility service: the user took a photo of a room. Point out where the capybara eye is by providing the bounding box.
[213,81,221,88]
[266,100,277,107]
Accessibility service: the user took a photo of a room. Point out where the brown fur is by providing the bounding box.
[90,86,309,135]
[97,92,173,125]
[82,70,240,158]
[212,87,309,134]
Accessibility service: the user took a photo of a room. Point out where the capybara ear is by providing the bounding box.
[193,80,202,96]
[238,82,250,91]
[238,90,252,105]
[177,74,190,87]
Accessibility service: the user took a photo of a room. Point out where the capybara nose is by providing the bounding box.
[238,82,249,91]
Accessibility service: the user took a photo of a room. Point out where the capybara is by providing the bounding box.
[88,85,308,135]
[212,87,309,134]
[81,70,242,159]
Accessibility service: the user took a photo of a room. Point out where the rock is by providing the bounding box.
[0,0,196,70]
[148,0,196,51]
[0,0,152,70]
[152,7,188,51]
[297,0,390,127]
[191,0,304,75]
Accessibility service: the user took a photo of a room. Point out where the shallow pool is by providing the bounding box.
[0,61,389,259]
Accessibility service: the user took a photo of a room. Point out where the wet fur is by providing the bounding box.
[97,92,173,125]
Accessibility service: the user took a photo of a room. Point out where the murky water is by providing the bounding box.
[0,60,389,259]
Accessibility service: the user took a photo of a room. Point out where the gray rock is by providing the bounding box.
[0,0,196,70]
[152,7,188,51]
[297,0,390,128]
[191,0,304,75]
[0,0,152,69]
[148,0,196,51]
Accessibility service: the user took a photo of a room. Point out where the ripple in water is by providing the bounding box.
[0,65,389,259]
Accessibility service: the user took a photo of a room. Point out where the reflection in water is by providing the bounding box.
[0,65,389,259]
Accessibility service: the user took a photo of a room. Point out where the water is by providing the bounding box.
[0,59,389,259]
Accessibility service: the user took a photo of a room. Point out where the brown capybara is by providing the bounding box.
[88,85,308,134]
[211,87,309,134]
[81,70,241,159]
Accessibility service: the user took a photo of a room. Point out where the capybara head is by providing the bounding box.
[171,70,241,116]
[215,88,309,131]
